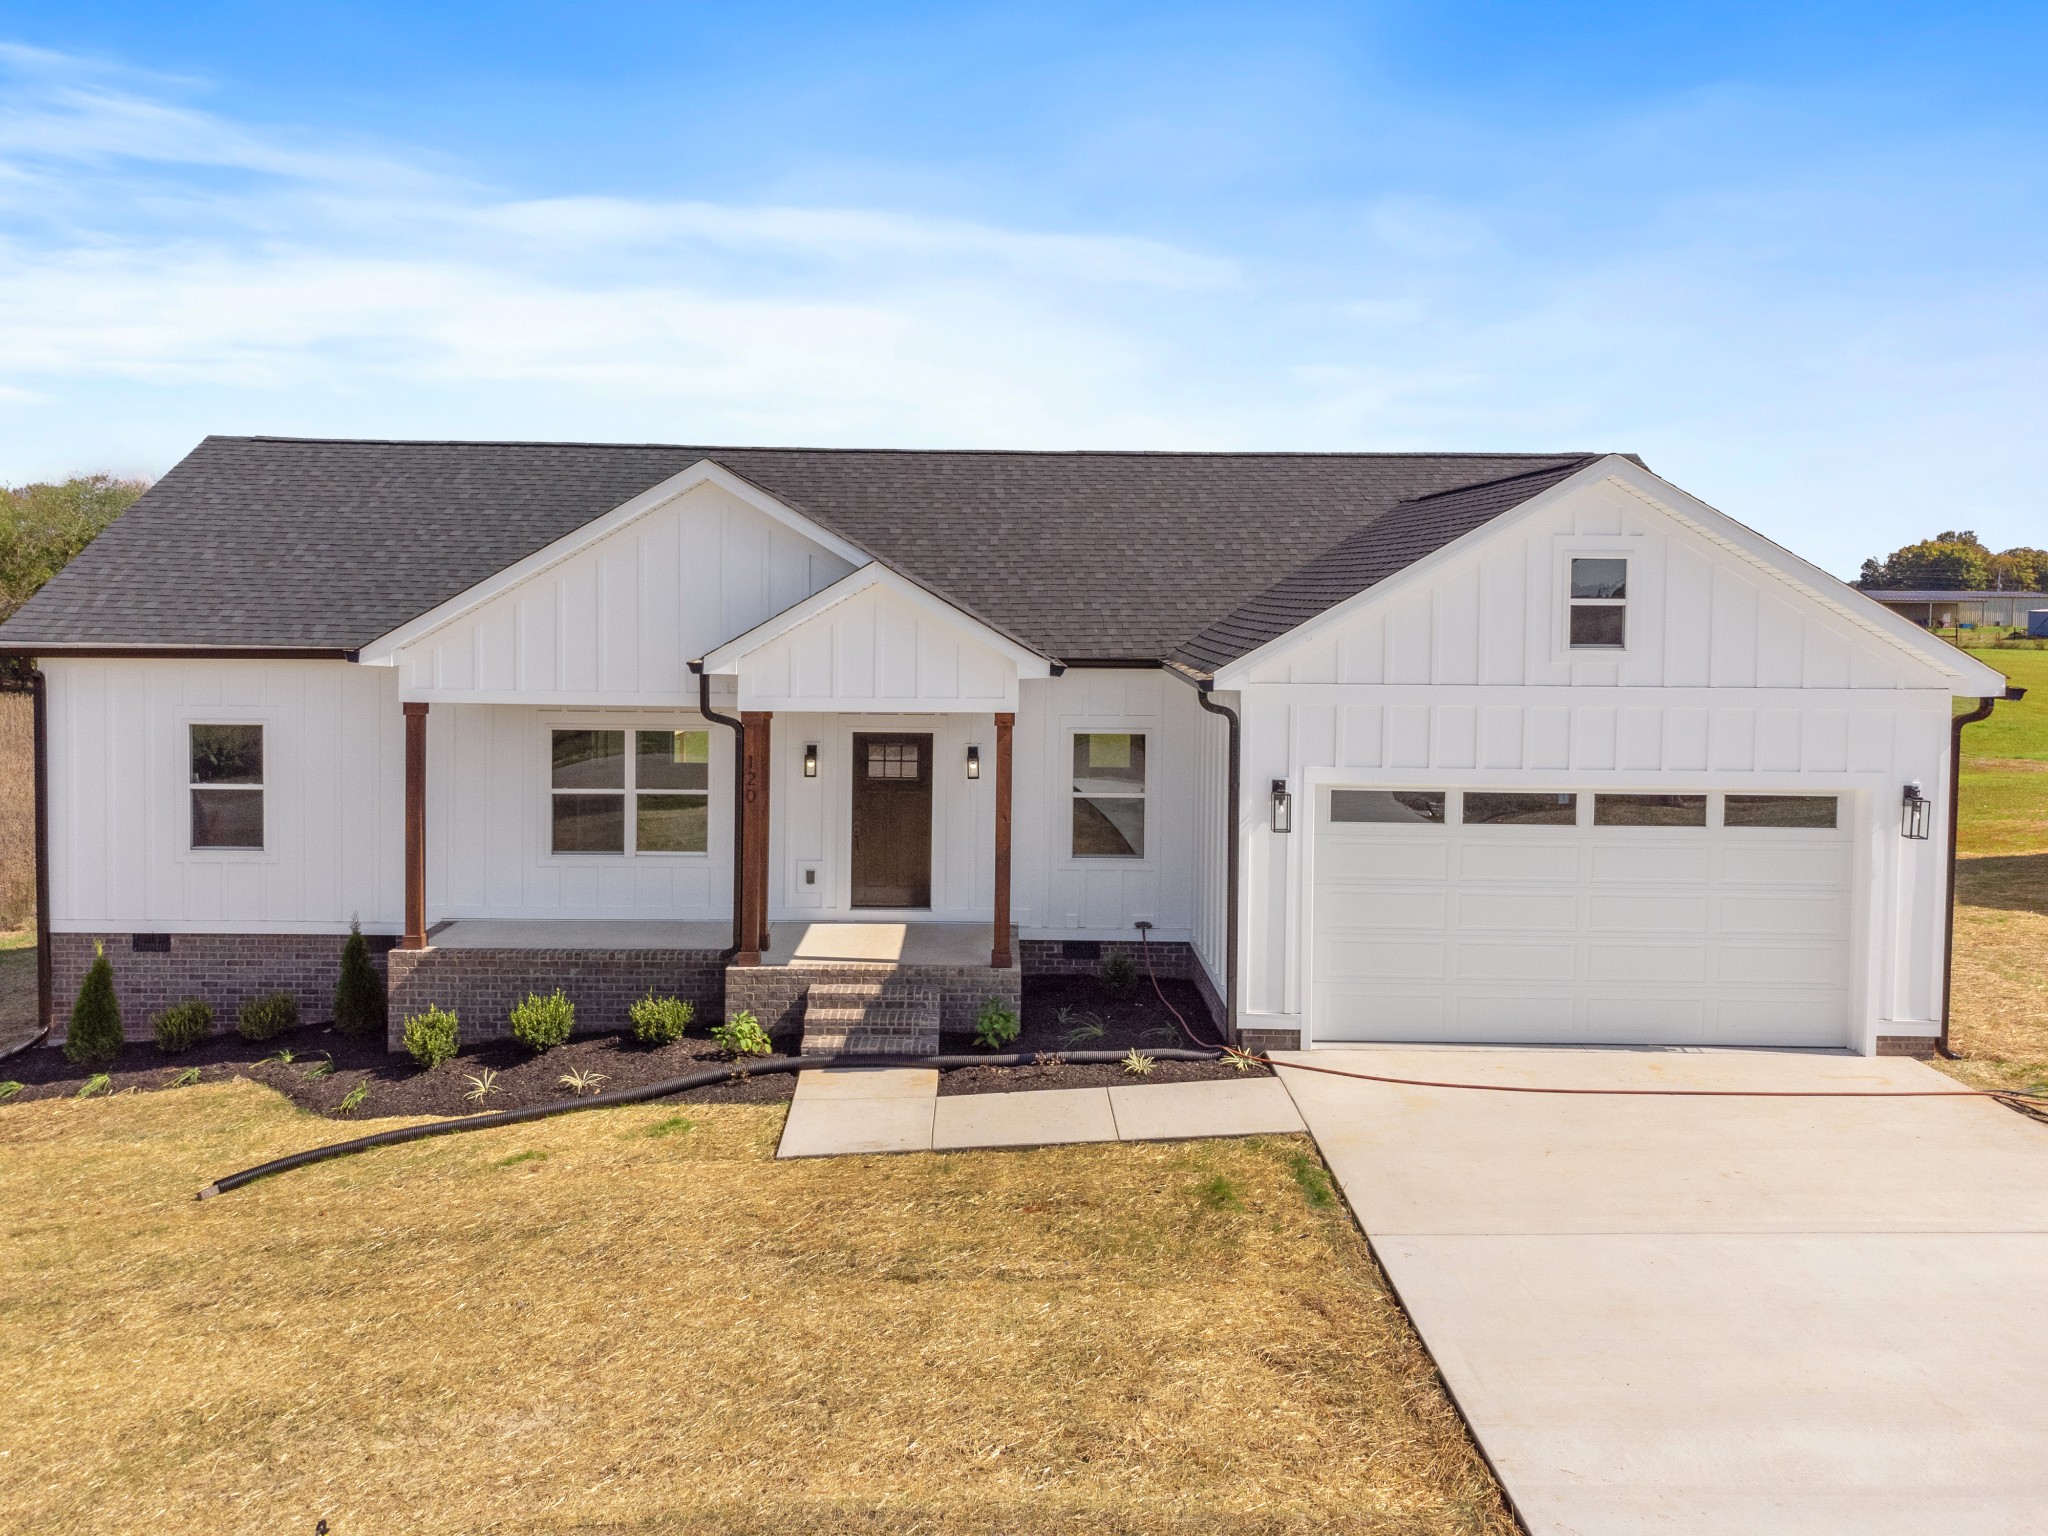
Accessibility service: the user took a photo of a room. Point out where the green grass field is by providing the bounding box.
[1944,650,2048,1094]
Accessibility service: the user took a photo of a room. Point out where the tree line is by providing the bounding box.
[1857,531,2048,592]
[0,475,151,688]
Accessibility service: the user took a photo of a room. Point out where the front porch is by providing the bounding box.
[386,918,1022,1055]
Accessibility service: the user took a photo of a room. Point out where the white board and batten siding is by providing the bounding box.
[384,479,857,705]
[43,657,404,934]
[1221,467,1994,1052]
[734,580,1023,715]
[425,704,734,922]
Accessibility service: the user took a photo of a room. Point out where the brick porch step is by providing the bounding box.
[800,981,941,1057]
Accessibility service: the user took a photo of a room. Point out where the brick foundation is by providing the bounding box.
[385,947,726,1051]
[726,960,1022,1039]
[50,931,392,1043]
[1239,1027,1302,1054]
[1876,1034,1940,1058]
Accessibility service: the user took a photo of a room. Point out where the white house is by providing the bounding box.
[0,437,2008,1057]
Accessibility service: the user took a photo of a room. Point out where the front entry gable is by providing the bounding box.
[700,565,1054,713]
[358,461,863,704]
[1217,458,2006,697]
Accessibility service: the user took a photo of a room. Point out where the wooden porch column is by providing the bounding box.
[735,711,773,965]
[992,711,1014,969]
[401,701,429,950]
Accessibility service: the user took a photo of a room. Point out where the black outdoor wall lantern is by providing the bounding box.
[802,743,818,778]
[1901,781,1930,840]
[1271,778,1293,834]
[966,744,981,779]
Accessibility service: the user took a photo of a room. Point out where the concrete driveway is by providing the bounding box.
[1274,1047,2048,1536]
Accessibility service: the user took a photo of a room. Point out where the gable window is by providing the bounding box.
[190,724,264,849]
[1072,733,1145,857]
[1569,557,1627,648]
[551,728,708,854]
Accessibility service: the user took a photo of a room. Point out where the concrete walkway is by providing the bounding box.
[776,1071,1303,1158]
[1273,1047,2048,1536]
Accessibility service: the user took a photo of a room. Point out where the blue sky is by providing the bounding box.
[0,2,2042,577]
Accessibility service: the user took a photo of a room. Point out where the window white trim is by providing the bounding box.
[1551,534,1646,661]
[537,712,715,862]
[1067,728,1150,862]
[176,711,277,864]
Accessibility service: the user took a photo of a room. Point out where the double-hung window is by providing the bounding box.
[1072,732,1146,857]
[190,724,264,849]
[551,728,709,855]
[1568,557,1627,648]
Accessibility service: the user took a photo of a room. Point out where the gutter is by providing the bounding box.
[0,645,357,661]
[692,664,746,962]
[1165,668,1240,1046]
[1939,685,2025,1059]
[30,665,50,1046]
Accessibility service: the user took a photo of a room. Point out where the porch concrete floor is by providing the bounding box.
[762,920,998,967]
[430,919,733,950]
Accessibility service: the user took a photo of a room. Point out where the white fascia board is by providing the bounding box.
[698,562,1054,676]
[1210,456,1620,686]
[1599,460,2009,697]
[355,459,874,665]
[1211,454,2008,697]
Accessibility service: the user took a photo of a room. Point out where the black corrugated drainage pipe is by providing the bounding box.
[196,1048,1224,1199]
[1940,685,2025,1058]
[693,664,746,961]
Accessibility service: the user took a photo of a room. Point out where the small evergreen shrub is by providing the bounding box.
[333,919,387,1041]
[1098,945,1140,1000]
[64,942,124,1066]
[236,990,299,1042]
[509,989,575,1053]
[711,1009,771,1057]
[151,998,214,1054]
[972,997,1021,1050]
[630,993,694,1047]
[402,1006,460,1069]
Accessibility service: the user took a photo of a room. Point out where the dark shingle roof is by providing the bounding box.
[1175,460,1596,671]
[0,436,1612,667]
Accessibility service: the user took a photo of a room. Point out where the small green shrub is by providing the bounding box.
[337,1081,369,1114]
[712,1009,771,1057]
[1098,945,1140,1000]
[76,1073,111,1099]
[332,918,387,1041]
[402,1006,460,1069]
[972,997,1021,1050]
[236,990,299,1042]
[464,1068,500,1103]
[630,993,694,1047]
[1119,1048,1155,1077]
[1055,1006,1105,1049]
[0,1081,23,1103]
[168,1067,201,1088]
[151,998,213,1054]
[557,1067,609,1095]
[64,942,123,1066]
[509,989,574,1053]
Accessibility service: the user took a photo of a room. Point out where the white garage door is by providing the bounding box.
[1311,788,1854,1047]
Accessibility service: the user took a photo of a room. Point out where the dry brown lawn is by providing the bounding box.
[0,1081,1511,1536]
[1942,854,2048,1095]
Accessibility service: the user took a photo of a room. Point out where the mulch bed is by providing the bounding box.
[1,977,1255,1119]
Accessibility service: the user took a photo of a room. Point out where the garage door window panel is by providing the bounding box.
[1596,794,1707,827]
[1330,789,1447,824]
[1724,795,1838,829]
[1464,792,1578,826]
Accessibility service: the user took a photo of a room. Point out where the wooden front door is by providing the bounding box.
[850,732,933,908]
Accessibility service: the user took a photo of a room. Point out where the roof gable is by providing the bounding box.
[1212,457,2007,696]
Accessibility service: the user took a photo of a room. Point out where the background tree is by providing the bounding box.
[0,475,150,690]
[1855,530,2009,591]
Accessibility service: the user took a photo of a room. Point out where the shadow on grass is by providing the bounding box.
[1957,853,2048,916]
